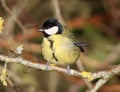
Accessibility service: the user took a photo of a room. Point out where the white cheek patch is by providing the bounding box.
[44,26,58,35]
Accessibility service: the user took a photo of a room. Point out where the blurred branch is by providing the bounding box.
[76,59,93,90]
[0,55,120,92]
[51,0,66,26]
[48,72,60,92]
[0,0,27,36]
[0,39,42,54]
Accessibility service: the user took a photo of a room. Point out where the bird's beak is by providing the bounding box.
[38,29,43,32]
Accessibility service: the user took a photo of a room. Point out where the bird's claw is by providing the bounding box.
[66,65,71,75]
[46,61,50,70]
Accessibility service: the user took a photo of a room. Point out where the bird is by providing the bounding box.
[38,18,88,73]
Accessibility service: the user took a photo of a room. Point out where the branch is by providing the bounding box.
[0,54,120,92]
[0,55,82,77]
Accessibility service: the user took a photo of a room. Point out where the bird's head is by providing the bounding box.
[38,18,63,37]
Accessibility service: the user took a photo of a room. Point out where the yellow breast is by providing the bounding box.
[42,35,80,66]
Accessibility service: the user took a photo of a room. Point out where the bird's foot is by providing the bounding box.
[66,65,71,75]
[46,61,50,70]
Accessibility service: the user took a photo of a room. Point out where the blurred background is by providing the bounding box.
[0,0,120,92]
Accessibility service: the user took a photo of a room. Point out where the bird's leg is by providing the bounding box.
[66,65,71,75]
[46,61,50,70]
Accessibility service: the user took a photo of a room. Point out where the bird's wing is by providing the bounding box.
[62,27,89,53]
[62,27,75,40]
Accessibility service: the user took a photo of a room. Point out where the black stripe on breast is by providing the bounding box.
[52,52,58,61]
[48,39,58,62]
[48,39,53,49]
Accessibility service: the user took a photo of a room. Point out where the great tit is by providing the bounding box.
[38,18,88,72]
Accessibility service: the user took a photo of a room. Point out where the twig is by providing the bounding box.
[48,72,60,92]
[0,0,27,33]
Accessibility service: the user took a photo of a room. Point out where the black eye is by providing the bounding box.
[45,26,49,29]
